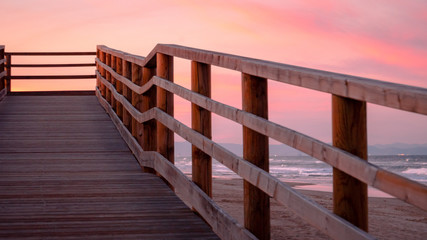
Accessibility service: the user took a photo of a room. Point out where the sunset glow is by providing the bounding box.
[2,0,426,145]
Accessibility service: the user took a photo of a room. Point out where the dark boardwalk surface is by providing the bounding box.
[0,95,219,239]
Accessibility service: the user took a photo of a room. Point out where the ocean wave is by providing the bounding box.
[402,168,427,175]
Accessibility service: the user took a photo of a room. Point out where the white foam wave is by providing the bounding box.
[402,168,427,175]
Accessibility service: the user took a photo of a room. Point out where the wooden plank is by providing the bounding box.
[153,108,374,240]
[10,63,95,67]
[96,89,253,240]
[0,71,5,81]
[105,53,112,105]
[332,95,368,231]
[191,61,212,197]
[142,67,157,151]
[115,57,123,120]
[98,44,427,115]
[152,76,427,210]
[242,73,270,239]
[6,54,11,92]
[0,88,6,102]
[110,55,117,112]
[96,88,154,168]
[5,51,96,56]
[102,71,427,212]
[96,59,154,102]
[156,53,174,164]
[152,108,374,240]
[0,47,4,92]
[122,60,133,133]
[8,75,95,79]
[131,63,143,140]
[99,50,106,98]
[0,95,218,240]
[8,91,95,96]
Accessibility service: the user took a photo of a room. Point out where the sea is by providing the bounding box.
[175,155,427,197]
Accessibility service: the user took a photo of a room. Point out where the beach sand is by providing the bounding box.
[208,178,427,240]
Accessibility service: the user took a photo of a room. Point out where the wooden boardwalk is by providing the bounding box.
[0,95,219,239]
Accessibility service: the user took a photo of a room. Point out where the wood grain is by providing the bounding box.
[0,94,219,240]
[191,61,212,197]
[98,44,427,115]
[96,88,255,240]
[5,51,96,56]
[152,108,374,240]
[122,60,133,133]
[10,63,95,67]
[156,53,174,164]
[332,95,368,231]
[131,63,143,140]
[152,76,427,210]
[242,73,270,239]
[8,75,95,79]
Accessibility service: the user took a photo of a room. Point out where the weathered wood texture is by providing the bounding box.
[96,44,426,240]
[0,95,219,240]
[10,63,96,67]
[98,44,427,115]
[8,75,95,79]
[96,74,374,239]
[5,54,11,92]
[96,56,426,240]
[96,88,256,240]
[191,61,212,197]
[5,51,96,56]
[242,73,270,239]
[0,46,4,92]
[332,95,368,231]
[156,53,174,164]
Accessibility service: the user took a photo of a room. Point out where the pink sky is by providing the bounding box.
[1,0,426,145]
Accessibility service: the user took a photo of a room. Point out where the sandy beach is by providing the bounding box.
[209,178,427,240]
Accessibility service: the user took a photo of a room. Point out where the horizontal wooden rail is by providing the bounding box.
[3,50,96,93]
[95,88,257,240]
[96,45,426,240]
[95,79,374,240]
[99,45,427,115]
[8,75,96,79]
[0,88,6,101]
[10,63,96,68]
[5,52,96,56]
[96,69,427,211]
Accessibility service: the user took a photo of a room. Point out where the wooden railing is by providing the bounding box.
[0,46,6,100]
[95,44,427,240]
[2,50,96,93]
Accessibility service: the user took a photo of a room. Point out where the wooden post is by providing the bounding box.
[332,95,368,231]
[111,55,117,111]
[242,73,270,240]
[105,53,112,105]
[191,61,212,197]
[156,53,174,164]
[131,63,143,140]
[142,67,157,174]
[122,60,132,132]
[142,67,156,150]
[115,57,123,120]
[0,47,4,91]
[96,49,100,90]
[99,51,106,98]
[6,54,11,93]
